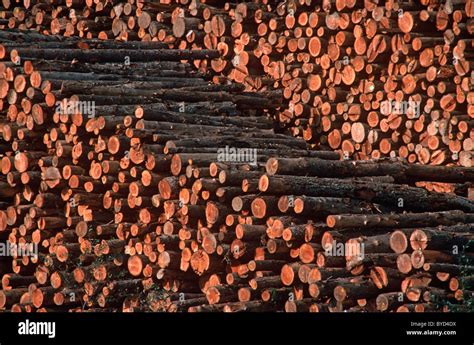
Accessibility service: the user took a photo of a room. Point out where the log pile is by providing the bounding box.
[0,0,473,166]
[0,28,473,313]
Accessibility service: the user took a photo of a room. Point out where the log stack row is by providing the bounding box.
[0,29,473,312]
[1,0,473,167]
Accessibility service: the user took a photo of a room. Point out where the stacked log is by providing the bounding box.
[0,29,473,313]
[1,0,472,167]
[0,32,273,311]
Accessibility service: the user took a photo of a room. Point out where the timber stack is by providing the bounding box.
[0,0,473,166]
[0,1,473,313]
